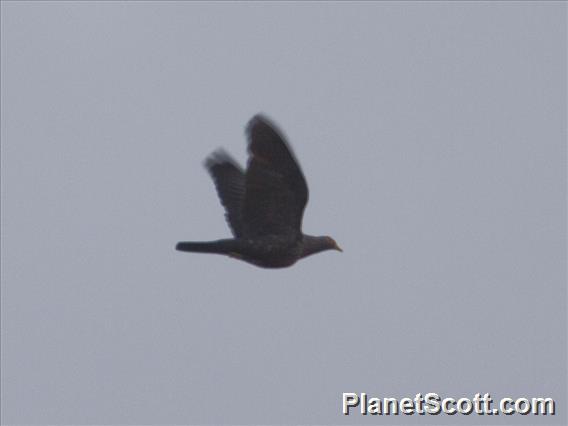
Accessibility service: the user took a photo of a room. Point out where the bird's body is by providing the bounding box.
[176,114,341,268]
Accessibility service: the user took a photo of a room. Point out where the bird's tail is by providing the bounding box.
[175,239,237,255]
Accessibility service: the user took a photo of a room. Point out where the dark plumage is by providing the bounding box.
[175,114,342,268]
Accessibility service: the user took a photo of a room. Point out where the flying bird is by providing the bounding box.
[176,114,342,268]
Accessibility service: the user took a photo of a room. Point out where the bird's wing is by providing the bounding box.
[242,115,309,237]
[205,150,246,237]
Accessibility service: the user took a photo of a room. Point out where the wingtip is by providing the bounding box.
[246,113,273,133]
[246,113,288,145]
[204,148,236,170]
[249,112,269,123]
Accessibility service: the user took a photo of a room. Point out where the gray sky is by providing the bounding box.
[1,2,566,425]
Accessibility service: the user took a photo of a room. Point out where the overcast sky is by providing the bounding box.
[1,2,566,425]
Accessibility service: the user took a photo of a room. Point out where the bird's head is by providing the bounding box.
[300,235,342,258]
[300,235,342,260]
[324,236,343,252]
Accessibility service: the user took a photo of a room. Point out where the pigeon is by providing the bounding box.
[176,114,341,268]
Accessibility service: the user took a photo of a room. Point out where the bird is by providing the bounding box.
[175,114,342,268]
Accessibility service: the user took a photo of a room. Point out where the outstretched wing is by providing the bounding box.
[242,115,309,237]
[205,150,245,237]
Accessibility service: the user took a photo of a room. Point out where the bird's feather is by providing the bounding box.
[242,115,309,237]
[205,150,246,237]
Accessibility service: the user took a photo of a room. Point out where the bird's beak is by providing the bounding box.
[335,243,343,252]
